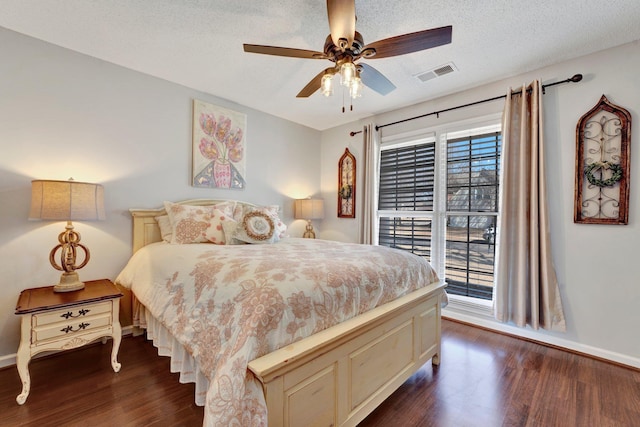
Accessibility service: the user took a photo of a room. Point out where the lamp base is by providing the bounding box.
[53,272,85,293]
[302,221,316,239]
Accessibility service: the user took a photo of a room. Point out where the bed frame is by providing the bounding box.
[125,199,446,427]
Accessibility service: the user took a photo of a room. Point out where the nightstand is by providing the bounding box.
[14,279,123,405]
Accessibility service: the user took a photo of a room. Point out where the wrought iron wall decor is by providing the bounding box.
[338,148,356,218]
[574,95,631,224]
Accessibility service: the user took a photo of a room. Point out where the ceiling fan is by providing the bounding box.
[243,0,452,100]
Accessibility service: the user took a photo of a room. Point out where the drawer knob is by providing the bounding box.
[60,309,91,319]
[61,322,90,333]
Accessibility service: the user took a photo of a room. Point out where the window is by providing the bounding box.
[377,120,501,301]
[444,130,501,299]
[378,136,435,261]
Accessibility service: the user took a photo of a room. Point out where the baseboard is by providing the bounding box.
[0,325,134,370]
[4,318,638,372]
[0,353,16,370]
[442,309,640,370]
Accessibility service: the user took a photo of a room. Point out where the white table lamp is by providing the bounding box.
[294,199,324,239]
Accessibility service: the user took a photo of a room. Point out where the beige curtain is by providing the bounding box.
[360,124,379,244]
[494,80,566,332]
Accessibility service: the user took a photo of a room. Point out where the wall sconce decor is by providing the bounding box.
[29,179,105,292]
[338,148,356,218]
[294,198,324,238]
[574,95,631,224]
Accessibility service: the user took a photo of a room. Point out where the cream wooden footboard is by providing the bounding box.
[249,282,444,427]
[126,200,445,427]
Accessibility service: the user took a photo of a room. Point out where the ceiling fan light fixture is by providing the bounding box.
[243,1,453,108]
[340,61,356,87]
[321,73,334,97]
[350,76,363,99]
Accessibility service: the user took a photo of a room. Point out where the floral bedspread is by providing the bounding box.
[115,238,439,426]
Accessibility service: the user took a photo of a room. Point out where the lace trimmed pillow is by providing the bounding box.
[163,201,229,244]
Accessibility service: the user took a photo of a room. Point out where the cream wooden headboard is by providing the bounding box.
[129,199,261,253]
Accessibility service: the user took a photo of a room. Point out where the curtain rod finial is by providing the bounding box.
[570,74,583,82]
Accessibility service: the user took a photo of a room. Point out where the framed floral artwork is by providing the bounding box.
[192,99,247,189]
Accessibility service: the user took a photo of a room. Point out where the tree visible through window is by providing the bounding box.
[378,125,501,301]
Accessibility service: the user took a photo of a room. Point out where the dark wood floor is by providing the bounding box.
[1,319,638,427]
[360,320,640,427]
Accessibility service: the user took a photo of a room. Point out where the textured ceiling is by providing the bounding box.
[1,0,639,130]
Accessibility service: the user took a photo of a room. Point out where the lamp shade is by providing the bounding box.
[29,179,105,221]
[294,199,324,220]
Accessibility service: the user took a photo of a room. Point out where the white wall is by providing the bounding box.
[318,122,367,242]
[0,27,321,362]
[320,40,640,367]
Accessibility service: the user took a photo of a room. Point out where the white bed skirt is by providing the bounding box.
[139,305,209,406]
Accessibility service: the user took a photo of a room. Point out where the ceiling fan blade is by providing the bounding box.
[326,0,355,49]
[243,44,328,60]
[364,25,452,59]
[296,68,334,98]
[358,63,396,95]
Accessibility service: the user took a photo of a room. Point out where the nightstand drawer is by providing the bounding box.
[33,301,112,327]
[33,311,112,343]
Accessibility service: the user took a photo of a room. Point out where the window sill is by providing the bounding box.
[443,291,494,319]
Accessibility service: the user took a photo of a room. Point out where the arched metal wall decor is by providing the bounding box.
[338,148,356,218]
[574,95,631,224]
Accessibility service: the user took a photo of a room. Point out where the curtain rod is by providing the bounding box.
[349,73,583,136]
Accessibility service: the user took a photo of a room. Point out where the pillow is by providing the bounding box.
[265,205,288,239]
[163,201,228,244]
[214,200,243,220]
[245,205,287,239]
[155,215,173,243]
[227,209,278,244]
[221,218,245,245]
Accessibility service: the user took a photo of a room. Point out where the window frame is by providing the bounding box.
[377,114,502,309]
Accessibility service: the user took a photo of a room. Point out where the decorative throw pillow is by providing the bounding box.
[271,206,288,239]
[208,208,231,244]
[221,218,245,245]
[155,215,173,243]
[214,201,243,220]
[163,202,227,244]
[244,205,288,239]
[231,210,278,244]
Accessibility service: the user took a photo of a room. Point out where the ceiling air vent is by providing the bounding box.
[415,62,457,83]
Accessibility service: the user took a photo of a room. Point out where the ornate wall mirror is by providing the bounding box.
[574,95,631,224]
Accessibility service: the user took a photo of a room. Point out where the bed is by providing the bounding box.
[115,199,446,426]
